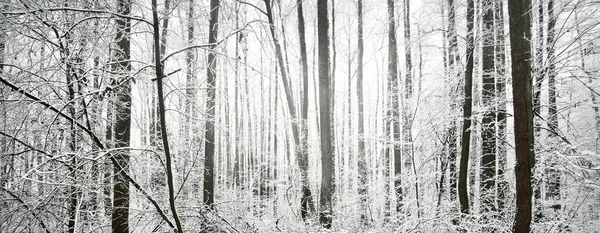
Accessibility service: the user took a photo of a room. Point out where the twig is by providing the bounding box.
[1,187,51,233]
[0,75,176,229]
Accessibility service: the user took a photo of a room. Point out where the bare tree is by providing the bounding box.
[356,0,370,225]
[495,0,508,214]
[546,0,561,213]
[479,0,496,217]
[508,0,534,231]
[204,0,220,209]
[533,0,544,221]
[318,0,334,228]
[458,0,475,215]
[387,0,402,215]
[446,0,460,206]
[111,0,132,231]
[296,0,316,221]
[151,0,183,231]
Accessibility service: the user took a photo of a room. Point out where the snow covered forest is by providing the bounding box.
[1,0,600,232]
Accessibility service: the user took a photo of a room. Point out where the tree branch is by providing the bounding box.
[160,20,260,63]
[0,131,53,157]
[0,187,51,233]
[2,7,153,26]
[0,75,176,229]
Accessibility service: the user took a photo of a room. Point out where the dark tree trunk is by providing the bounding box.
[104,90,113,219]
[508,0,534,231]
[151,0,183,231]
[62,13,80,232]
[479,0,496,216]
[66,53,79,233]
[458,0,475,215]
[317,0,333,228]
[203,0,220,209]
[296,0,316,221]
[111,0,132,231]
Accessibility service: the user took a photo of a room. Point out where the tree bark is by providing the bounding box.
[402,0,418,216]
[183,0,202,197]
[508,0,534,231]
[203,0,220,209]
[62,12,80,232]
[317,0,333,228]
[330,0,339,203]
[458,0,475,215]
[494,0,508,214]
[438,0,449,212]
[151,0,183,231]
[111,0,132,231]
[533,0,544,130]
[66,55,79,233]
[386,0,402,215]
[479,0,496,216]
[546,0,561,212]
[447,0,460,205]
[533,1,544,221]
[233,2,241,189]
[296,0,316,221]
[356,0,370,225]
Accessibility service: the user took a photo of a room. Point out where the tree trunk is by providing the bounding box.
[479,0,496,217]
[183,0,202,196]
[438,1,448,212]
[533,1,544,221]
[346,17,353,204]
[458,0,475,215]
[533,0,544,129]
[386,0,402,215]
[233,2,241,189]
[494,0,508,214]
[546,0,561,212]
[151,0,183,231]
[296,0,316,221]
[203,0,220,209]
[104,90,113,219]
[62,12,80,232]
[330,0,339,203]
[66,54,79,233]
[111,0,132,231]
[356,0,370,225]
[317,0,334,228]
[508,0,534,231]
[447,0,460,205]
[402,0,418,216]
[399,0,409,215]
